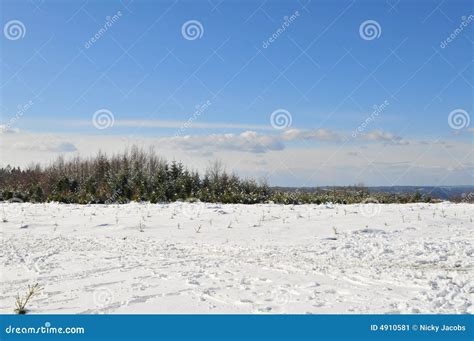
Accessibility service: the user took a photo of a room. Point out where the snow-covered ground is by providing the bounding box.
[0,202,472,314]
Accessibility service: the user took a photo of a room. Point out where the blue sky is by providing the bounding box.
[1,0,473,186]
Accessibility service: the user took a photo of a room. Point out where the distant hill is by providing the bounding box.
[272,186,474,201]
[366,186,473,200]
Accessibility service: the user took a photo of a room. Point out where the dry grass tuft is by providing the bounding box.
[14,283,42,314]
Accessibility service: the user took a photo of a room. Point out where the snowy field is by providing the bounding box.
[0,202,472,314]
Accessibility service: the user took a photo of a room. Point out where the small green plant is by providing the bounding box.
[14,283,42,314]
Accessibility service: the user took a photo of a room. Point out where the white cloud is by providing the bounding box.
[162,131,284,153]
[9,134,78,153]
[281,128,343,142]
[360,130,409,145]
[52,142,78,152]
[0,128,413,159]
[0,124,20,134]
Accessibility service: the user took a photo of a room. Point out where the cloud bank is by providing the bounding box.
[1,127,471,186]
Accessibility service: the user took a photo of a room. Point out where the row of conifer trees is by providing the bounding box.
[0,146,433,204]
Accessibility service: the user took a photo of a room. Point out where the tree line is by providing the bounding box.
[0,147,433,204]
